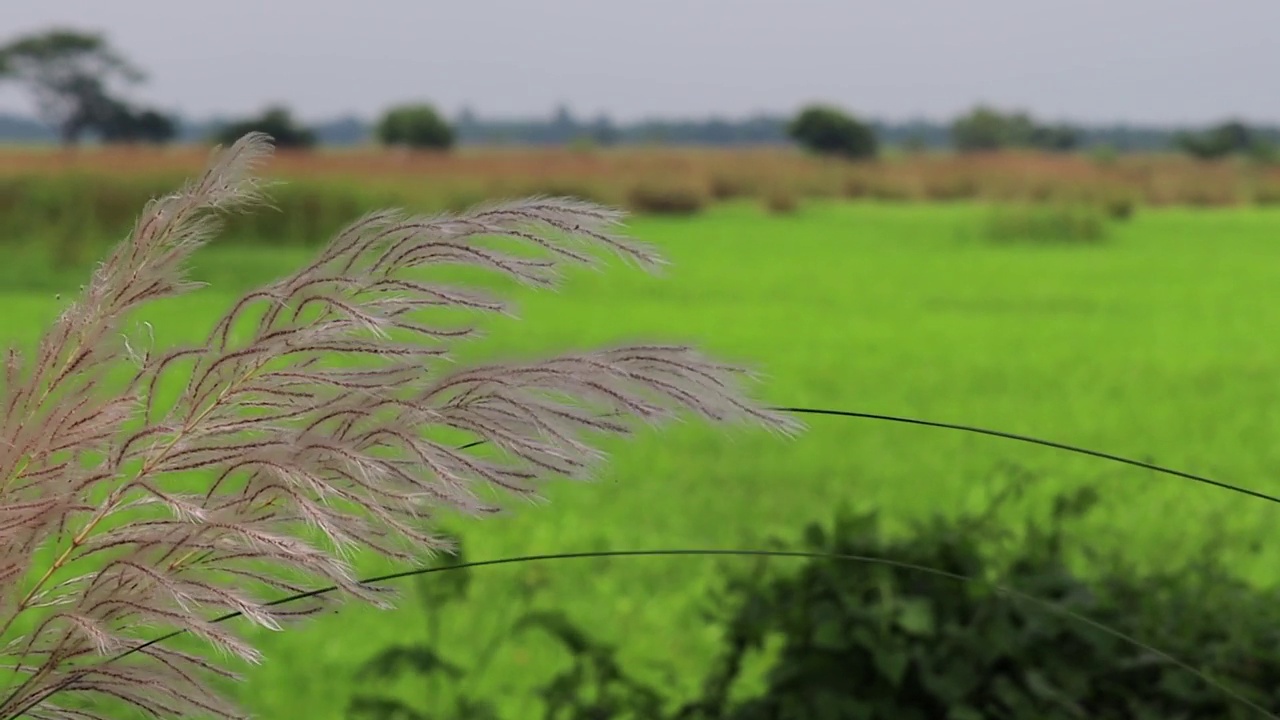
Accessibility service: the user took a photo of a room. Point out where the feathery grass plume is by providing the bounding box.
[0,132,801,720]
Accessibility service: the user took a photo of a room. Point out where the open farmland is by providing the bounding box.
[4,159,1280,715]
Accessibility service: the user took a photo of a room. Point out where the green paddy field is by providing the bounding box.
[4,200,1280,717]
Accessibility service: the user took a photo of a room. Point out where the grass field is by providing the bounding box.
[5,198,1280,717]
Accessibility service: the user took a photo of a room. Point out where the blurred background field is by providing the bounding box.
[7,189,1280,715]
[6,3,1280,717]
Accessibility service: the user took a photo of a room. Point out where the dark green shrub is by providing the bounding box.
[346,537,661,720]
[376,103,455,150]
[788,106,878,161]
[1174,120,1273,161]
[1090,144,1119,167]
[626,183,708,215]
[951,106,1034,152]
[950,106,1079,153]
[678,487,1280,720]
[1102,194,1136,221]
[211,106,316,149]
[982,204,1110,244]
[342,482,1280,719]
[346,539,504,720]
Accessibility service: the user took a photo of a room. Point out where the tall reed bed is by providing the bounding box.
[4,145,1280,211]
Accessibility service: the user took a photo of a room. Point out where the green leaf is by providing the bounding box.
[873,648,910,687]
[895,598,936,637]
[810,618,846,650]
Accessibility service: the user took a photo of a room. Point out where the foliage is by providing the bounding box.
[671,484,1280,719]
[341,482,1280,719]
[347,536,667,720]
[212,106,317,149]
[787,106,878,160]
[952,107,1035,152]
[981,203,1110,244]
[1028,123,1080,152]
[519,610,667,720]
[0,134,795,720]
[1175,120,1277,162]
[375,103,455,150]
[0,27,147,145]
[1100,194,1136,221]
[626,183,709,215]
[92,100,176,144]
[952,106,1079,153]
[346,538,504,720]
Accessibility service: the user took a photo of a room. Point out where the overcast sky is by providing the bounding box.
[2,0,1276,125]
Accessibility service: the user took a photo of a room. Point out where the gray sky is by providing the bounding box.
[2,0,1277,125]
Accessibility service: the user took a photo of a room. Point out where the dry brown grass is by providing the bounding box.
[3,144,1280,209]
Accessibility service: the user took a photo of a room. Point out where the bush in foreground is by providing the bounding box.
[344,483,1280,718]
[685,487,1280,719]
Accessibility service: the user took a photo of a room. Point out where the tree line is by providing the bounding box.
[2,27,1277,162]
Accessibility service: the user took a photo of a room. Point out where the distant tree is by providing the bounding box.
[587,113,619,146]
[96,102,176,144]
[212,106,315,149]
[952,105,1078,153]
[454,105,479,140]
[787,105,878,160]
[551,104,577,131]
[0,28,146,146]
[1029,123,1080,152]
[56,75,119,142]
[375,103,454,150]
[311,115,369,145]
[704,117,736,145]
[951,106,1033,151]
[1174,120,1268,160]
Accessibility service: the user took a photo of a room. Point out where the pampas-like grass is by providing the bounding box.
[0,133,800,720]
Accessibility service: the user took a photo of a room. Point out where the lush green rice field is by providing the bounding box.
[4,200,1280,717]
